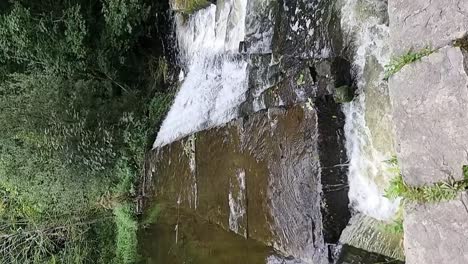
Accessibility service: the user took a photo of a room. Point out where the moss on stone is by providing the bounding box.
[174,0,210,14]
[384,48,434,79]
[333,85,354,103]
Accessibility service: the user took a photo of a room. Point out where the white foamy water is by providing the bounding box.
[341,0,400,221]
[154,0,248,148]
[228,168,246,237]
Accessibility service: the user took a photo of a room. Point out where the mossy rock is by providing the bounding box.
[173,0,211,14]
[333,85,354,103]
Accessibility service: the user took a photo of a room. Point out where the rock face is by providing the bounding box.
[404,192,468,264]
[389,46,468,186]
[337,245,404,264]
[339,213,404,260]
[145,105,349,263]
[389,0,468,55]
[388,1,468,263]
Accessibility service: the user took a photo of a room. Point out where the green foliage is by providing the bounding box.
[0,0,174,263]
[114,203,138,264]
[149,56,169,84]
[384,48,434,79]
[383,158,468,236]
[149,92,175,126]
[380,206,404,235]
[385,174,468,203]
[0,3,88,75]
[102,0,151,51]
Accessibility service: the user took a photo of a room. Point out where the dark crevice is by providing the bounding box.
[315,95,351,244]
[309,65,318,84]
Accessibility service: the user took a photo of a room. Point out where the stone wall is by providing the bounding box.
[388,0,468,263]
[145,105,348,263]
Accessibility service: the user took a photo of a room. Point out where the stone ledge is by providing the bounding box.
[404,192,468,264]
[389,46,468,186]
[389,0,468,56]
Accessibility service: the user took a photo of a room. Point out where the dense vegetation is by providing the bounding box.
[0,0,173,263]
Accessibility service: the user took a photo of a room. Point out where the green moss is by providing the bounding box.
[463,165,468,180]
[385,174,468,203]
[175,0,210,14]
[384,48,434,79]
[381,207,404,235]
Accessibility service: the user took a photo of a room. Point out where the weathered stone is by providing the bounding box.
[389,0,468,55]
[389,46,468,186]
[240,55,351,114]
[272,0,339,59]
[244,0,278,54]
[363,55,396,157]
[339,214,404,261]
[404,192,468,264]
[145,104,350,263]
[337,245,404,264]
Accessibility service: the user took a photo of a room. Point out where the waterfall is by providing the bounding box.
[341,0,400,221]
[339,0,404,259]
[153,0,248,148]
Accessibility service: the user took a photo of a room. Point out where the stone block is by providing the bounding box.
[389,0,468,55]
[389,46,468,186]
[404,192,468,264]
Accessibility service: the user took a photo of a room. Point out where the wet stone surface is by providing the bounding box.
[143,0,360,262]
[145,105,350,263]
[336,245,404,264]
[139,207,277,264]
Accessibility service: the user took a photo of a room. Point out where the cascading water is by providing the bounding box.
[153,0,248,148]
[339,0,404,259]
[341,0,399,221]
[146,0,406,262]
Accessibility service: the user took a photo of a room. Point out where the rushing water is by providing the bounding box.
[340,0,399,221]
[158,0,399,220]
[146,0,403,262]
[338,0,404,259]
[153,0,248,148]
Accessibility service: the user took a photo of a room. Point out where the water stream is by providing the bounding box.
[144,0,403,262]
[153,0,248,147]
[340,0,399,221]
